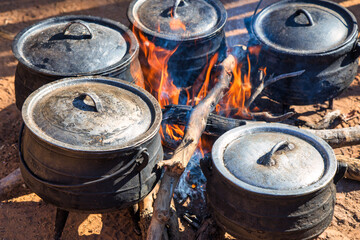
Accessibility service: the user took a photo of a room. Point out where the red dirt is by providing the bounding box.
[0,0,360,239]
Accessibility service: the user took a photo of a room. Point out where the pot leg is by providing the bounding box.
[129,204,141,236]
[282,104,291,114]
[328,99,334,110]
[54,208,69,240]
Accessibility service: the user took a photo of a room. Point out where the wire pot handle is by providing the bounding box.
[18,124,149,189]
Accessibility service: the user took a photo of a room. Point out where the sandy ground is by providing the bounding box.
[0,0,360,239]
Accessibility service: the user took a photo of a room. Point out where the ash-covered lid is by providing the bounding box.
[211,123,337,196]
[252,0,358,54]
[22,76,162,152]
[12,15,138,76]
[128,0,227,40]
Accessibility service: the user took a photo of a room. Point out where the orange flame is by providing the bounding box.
[169,18,186,31]
[215,55,252,118]
[169,9,187,31]
[133,22,259,152]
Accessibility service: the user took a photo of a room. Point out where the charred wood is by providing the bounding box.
[146,54,236,240]
[163,105,360,149]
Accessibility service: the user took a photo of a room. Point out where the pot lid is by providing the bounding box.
[128,0,227,40]
[251,0,358,54]
[22,76,162,152]
[211,124,337,196]
[13,15,138,76]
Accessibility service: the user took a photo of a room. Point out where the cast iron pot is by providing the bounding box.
[19,76,162,212]
[128,0,227,89]
[12,15,144,110]
[201,123,347,239]
[247,0,360,105]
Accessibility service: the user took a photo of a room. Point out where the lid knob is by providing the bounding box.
[257,140,293,166]
[63,20,93,39]
[78,92,103,113]
[172,0,187,18]
[294,9,314,26]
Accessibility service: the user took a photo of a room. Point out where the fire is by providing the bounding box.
[169,18,186,31]
[132,21,257,154]
[215,55,252,118]
[169,8,187,31]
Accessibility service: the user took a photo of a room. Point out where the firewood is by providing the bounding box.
[305,110,343,129]
[0,29,15,41]
[0,168,23,201]
[336,155,360,182]
[244,69,305,109]
[163,105,360,149]
[146,54,236,240]
[309,127,360,148]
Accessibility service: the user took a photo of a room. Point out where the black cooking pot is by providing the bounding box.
[247,0,360,105]
[19,76,162,212]
[128,0,227,89]
[12,15,144,110]
[201,123,347,239]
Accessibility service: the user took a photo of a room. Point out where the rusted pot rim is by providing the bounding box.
[12,15,139,77]
[22,76,162,153]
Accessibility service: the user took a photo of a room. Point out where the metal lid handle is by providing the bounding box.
[172,0,186,18]
[258,141,291,166]
[79,92,103,113]
[295,9,314,26]
[63,21,93,38]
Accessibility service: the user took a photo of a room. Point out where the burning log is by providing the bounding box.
[0,168,23,201]
[146,54,236,240]
[163,105,360,149]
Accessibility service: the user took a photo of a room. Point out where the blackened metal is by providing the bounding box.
[12,15,144,110]
[54,208,69,240]
[128,0,227,89]
[333,161,348,184]
[247,0,360,105]
[19,76,163,212]
[204,123,340,239]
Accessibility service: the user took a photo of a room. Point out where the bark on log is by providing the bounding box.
[309,127,360,148]
[0,168,23,201]
[163,105,360,148]
[146,55,236,240]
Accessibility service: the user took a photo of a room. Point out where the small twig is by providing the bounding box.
[305,110,343,129]
[245,70,305,108]
[249,111,295,122]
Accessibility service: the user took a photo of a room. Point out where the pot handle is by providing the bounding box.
[79,92,103,113]
[294,9,314,26]
[200,153,212,179]
[63,20,93,39]
[257,141,294,166]
[333,161,348,184]
[172,0,187,18]
[18,123,149,188]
